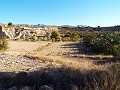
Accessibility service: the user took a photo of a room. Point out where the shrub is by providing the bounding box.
[112,45,120,57]
[62,37,71,42]
[51,31,60,42]
[83,34,97,47]
[0,38,9,51]
[83,32,120,57]
[70,32,79,42]
[52,38,56,42]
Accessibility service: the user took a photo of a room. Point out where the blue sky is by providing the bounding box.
[0,0,120,26]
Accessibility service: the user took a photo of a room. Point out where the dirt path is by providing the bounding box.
[38,42,84,56]
[5,41,51,55]
[37,42,113,61]
[5,41,90,57]
[5,41,112,60]
[0,41,112,72]
[0,41,62,72]
[5,41,90,61]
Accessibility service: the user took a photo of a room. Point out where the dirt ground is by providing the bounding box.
[4,41,51,55]
[0,40,114,73]
[5,41,112,60]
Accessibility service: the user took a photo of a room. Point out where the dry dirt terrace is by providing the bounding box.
[0,41,111,72]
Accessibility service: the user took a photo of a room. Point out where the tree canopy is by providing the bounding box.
[8,22,13,26]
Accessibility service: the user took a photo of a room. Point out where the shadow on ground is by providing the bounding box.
[62,42,92,55]
[95,58,119,65]
[61,43,120,66]
[0,62,120,90]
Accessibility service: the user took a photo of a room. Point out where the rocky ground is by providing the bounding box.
[0,41,113,72]
[0,41,114,90]
[38,42,83,56]
[1,41,62,73]
[37,42,112,60]
[6,41,51,55]
[0,41,83,72]
[0,53,61,72]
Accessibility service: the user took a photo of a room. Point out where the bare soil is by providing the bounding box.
[0,41,113,72]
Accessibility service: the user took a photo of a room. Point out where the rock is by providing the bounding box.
[7,86,17,90]
[70,84,79,90]
[7,86,33,90]
[66,84,79,90]
[39,85,54,90]
[20,86,33,90]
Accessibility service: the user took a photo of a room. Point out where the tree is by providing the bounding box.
[8,22,13,26]
[51,31,60,42]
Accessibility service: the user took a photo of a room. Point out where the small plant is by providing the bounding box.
[62,37,71,42]
[0,38,9,51]
[52,38,56,42]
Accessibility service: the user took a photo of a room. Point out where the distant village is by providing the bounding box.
[0,23,120,40]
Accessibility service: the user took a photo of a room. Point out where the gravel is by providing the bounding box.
[0,53,61,72]
[0,41,88,73]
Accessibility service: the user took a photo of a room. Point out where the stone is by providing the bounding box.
[7,86,33,90]
[20,86,33,90]
[39,85,54,90]
[7,86,17,90]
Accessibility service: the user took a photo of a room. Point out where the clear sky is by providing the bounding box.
[0,0,120,27]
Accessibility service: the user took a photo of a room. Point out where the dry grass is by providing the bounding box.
[33,42,52,52]
[1,41,119,90]
[23,54,120,90]
[28,53,108,71]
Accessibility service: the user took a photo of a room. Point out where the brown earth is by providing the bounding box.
[0,41,113,72]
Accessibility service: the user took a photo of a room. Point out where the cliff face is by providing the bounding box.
[0,26,58,40]
[0,26,6,38]
[2,27,15,38]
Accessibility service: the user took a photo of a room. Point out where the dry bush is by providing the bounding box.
[25,54,120,90]
[0,38,9,51]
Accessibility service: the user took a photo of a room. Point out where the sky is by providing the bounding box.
[0,0,120,27]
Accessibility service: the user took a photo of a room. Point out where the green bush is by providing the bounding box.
[112,45,120,57]
[0,38,9,51]
[51,31,60,42]
[83,32,120,56]
[52,38,56,42]
[62,37,71,42]
[70,32,79,42]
